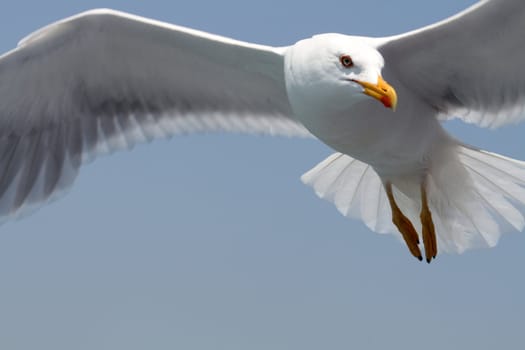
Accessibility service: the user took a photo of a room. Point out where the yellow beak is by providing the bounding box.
[353,76,398,111]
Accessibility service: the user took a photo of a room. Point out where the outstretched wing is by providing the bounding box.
[0,9,309,219]
[378,0,525,128]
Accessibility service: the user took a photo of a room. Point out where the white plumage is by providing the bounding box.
[1,0,525,260]
[0,9,310,218]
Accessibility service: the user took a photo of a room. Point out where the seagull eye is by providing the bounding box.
[340,55,354,68]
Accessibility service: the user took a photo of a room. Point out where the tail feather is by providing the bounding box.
[301,153,392,234]
[302,146,525,254]
[459,148,525,229]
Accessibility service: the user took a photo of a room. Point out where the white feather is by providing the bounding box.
[379,0,525,128]
[303,145,525,254]
[301,153,393,234]
[0,9,311,219]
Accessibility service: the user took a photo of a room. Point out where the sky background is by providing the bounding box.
[0,1,524,349]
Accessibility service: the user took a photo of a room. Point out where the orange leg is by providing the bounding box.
[420,182,437,263]
[385,182,422,261]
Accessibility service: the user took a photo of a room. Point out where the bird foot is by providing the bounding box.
[420,186,437,263]
[385,182,423,261]
[392,209,423,261]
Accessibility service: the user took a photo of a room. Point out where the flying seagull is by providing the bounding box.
[1,0,524,262]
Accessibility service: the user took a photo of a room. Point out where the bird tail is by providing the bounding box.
[301,146,525,254]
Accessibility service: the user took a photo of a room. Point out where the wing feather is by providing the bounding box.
[378,0,525,128]
[0,9,309,218]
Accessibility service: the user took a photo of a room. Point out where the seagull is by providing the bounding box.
[1,0,524,262]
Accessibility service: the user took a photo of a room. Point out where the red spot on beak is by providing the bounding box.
[381,95,392,109]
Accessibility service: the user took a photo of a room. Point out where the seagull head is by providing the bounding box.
[284,34,397,115]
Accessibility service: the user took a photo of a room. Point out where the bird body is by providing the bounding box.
[1,0,525,261]
[284,35,447,174]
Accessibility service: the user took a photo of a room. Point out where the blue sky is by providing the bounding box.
[0,1,524,349]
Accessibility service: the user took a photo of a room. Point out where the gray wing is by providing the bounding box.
[378,0,525,128]
[0,9,309,219]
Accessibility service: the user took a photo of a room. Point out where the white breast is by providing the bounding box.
[285,68,450,176]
